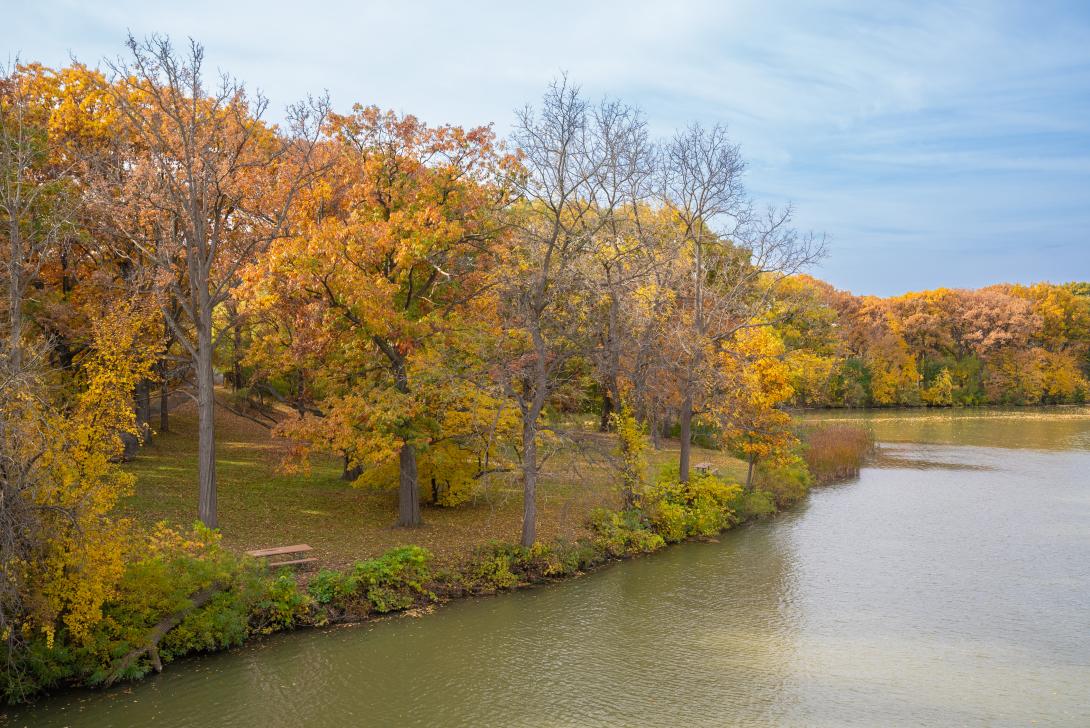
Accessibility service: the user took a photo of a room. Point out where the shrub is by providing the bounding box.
[308,546,433,614]
[754,453,812,508]
[466,542,525,590]
[642,473,741,541]
[799,423,874,483]
[587,508,665,557]
[728,489,777,520]
[250,572,314,634]
[0,523,283,697]
[82,524,262,682]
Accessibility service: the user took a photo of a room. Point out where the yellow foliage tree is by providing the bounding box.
[2,304,156,651]
[715,327,795,489]
[921,368,955,406]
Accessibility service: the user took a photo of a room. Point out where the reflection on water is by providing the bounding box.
[9,409,1090,727]
[874,444,998,471]
[802,405,1090,451]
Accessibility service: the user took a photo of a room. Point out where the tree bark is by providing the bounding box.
[650,413,662,450]
[373,335,422,528]
[746,454,756,491]
[679,394,693,483]
[397,442,421,528]
[135,378,152,444]
[6,218,23,374]
[341,453,363,482]
[520,415,538,547]
[196,308,217,529]
[598,390,614,432]
[159,366,170,432]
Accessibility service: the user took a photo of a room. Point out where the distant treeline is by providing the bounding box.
[779,278,1090,407]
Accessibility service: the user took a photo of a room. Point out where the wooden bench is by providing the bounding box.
[694,461,719,476]
[245,544,316,569]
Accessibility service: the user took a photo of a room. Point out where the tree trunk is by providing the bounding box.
[135,378,152,444]
[746,454,756,491]
[196,311,217,529]
[598,390,613,432]
[679,394,693,483]
[230,302,244,391]
[520,415,538,547]
[159,367,170,432]
[341,453,363,482]
[7,220,22,374]
[397,442,421,527]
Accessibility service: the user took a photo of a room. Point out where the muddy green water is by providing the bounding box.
[8,408,1090,727]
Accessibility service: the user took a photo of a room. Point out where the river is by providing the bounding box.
[9,408,1090,727]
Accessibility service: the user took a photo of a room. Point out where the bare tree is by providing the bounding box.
[102,35,327,528]
[500,79,649,546]
[662,123,823,482]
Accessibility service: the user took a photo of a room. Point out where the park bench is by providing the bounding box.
[694,462,719,476]
[245,544,317,569]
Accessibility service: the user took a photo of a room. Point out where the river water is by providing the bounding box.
[9,408,1090,727]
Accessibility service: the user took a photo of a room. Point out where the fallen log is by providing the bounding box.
[104,582,226,686]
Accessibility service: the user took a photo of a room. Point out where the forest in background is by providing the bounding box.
[2,36,1088,703]
[779,277,1089,408]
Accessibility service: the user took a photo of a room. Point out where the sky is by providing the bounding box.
[4,0,1089,295]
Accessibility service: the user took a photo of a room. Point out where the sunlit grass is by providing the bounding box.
[119,397,745,569]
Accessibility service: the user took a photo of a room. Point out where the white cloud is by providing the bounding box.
[3,0,1088,295]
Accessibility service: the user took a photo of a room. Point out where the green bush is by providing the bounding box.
[728,489,777,520]
[557,540,598,574]
[0,523,289,699]
[755,453,812,508]
[159,590,251,661]
[308,546,433,614]
[465,542,528,590]
[250,571,314,634]
[642,472,741,541]
[587,508,666,557]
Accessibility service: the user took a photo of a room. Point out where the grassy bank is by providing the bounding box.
[5,405,871,704]
[120,400,747,568]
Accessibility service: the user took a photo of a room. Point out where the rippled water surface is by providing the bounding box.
[9,408,1090,727]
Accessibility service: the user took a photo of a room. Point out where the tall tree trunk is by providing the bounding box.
[397,442,421,528]
[746,454,756,491]
[229,301,244,391]
[374,335,421,528]
[679,394,693,483]
[650,413,662,450]
[520,414,538,547]
[196,309,217,529]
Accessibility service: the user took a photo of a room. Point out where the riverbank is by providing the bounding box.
[5,404,873,705]
[12,409,1090,726]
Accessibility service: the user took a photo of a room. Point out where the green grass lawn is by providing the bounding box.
[120,397,747,569]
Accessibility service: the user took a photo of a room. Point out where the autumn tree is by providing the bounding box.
[100,35,326,528]
[1,70,155,696]
[661,123,822,482]
[242,106,514,527]
[498,80,650,546]
[716,326,795,489]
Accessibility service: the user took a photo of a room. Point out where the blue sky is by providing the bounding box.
[5,0,1089,295]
